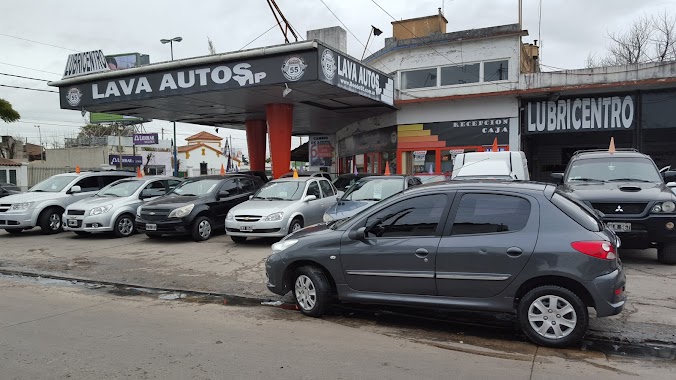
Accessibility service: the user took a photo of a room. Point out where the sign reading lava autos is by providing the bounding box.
[309,136,333,167]
[109,155,143,166]
[62,50,110,79]
[525,95,635,134]
[133,133,158,145]
[59,52,318,109]
[318,47,394,106]
[427,117,511,146]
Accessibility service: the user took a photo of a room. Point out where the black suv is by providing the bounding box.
[552,149,676,264]
[136,174,264,241]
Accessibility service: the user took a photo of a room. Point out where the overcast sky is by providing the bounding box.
[1,0,673,153]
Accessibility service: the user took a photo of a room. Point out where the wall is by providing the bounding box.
[0,163,28,190]
[307,26,347,53]
[179,146,239,176]
[392,13,447,41]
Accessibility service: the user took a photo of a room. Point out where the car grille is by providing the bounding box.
[140,208,171,222]
[591,202,648,215]
[67,209,86,216]
[235,215,262,222]
[0,204,10,213]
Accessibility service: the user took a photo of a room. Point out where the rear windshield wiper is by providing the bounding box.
[180,193,197,196]
[357,198,382,201]
[607,178,652,182]
[252,196,266,200]
[569,178,605,183]
[266,197,285,201]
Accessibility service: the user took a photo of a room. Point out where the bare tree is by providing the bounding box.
[207,37,217,55]
[587,11,676,67]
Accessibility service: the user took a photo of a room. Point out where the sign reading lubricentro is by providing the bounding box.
[63,50,110,79]
[133,133,158,145]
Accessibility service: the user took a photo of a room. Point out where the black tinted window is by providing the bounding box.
[551,192,602,232]
[219,179,239,195]
[306,181,321,198]
[101,175,129,187]
[319,180,335,197]
[484,60,509,81]
[239,178,257,194]
[365,194,447,238]
[167,180,182,190]
[74,176,101,192]
[452,194,530,235]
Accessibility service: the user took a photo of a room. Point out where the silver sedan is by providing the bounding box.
[225,177,338,242]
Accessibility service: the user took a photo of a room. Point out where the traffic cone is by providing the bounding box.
[384,161,391,176]
[220,163,225,175]
[609,137,616,154]
[75,165,80,174]
[491,137,499,152]
[136,167,143,178]
[293,168,299,178]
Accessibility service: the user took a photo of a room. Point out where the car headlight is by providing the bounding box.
[263,211,284,221]
[168,204,195,218]
[10,202,33,211]
[271,238,298,253]
[652,201,676,213]
[226,211,234,221]
[90,205,113,216]
[323,213,334,223]
[136,206,142,217]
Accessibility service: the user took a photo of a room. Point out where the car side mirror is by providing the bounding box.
[69,185,82,194]
[218,190,230,199]
[662,171,676,182]
[249,195,253,199]
[348,226,366,240]
[550,173,564,184]
[139,189,156,200]
[667,181,676,188]
[304,195,317,202]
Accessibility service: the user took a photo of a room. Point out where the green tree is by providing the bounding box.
[77,123,134,138]
[0,98,20,123]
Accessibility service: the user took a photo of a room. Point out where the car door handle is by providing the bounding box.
[415,248,429,258]
[506,247,523,256]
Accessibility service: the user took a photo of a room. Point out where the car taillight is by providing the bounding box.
[571,241,617,260]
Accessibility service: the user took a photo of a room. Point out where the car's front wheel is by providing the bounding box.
[191,216,213,242]
[518,286,588,347]
[292,266,331,317]
[289,218,303,233]
[113,214,135,238]
[38,207,63,235]
[657,243,676,264]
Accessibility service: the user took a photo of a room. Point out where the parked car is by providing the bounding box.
[414,173,450,184]
[323,175,422,223]
[266,181,626,347]
[452,151,530,180]
[136,174,264,241]
[0,171,135,234]
[239,170,270,183]
[280,171,332,181]
[552,149,676,264]
[63,176,182,238]
[226,177,339,242]
[333,173,374,192]
[0,183,21,198]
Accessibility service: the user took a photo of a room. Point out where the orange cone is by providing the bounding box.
[384,161,391,176]
[75,165,80,174]
[492,138,499,152]
[220,163,225,175]
[136,167,143,178]
[609,137,616,154]
[293,168,299,178]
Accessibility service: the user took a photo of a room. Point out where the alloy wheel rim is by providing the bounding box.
[292,222,302,232]
[118,218,133,236]
[49,214,61,230]
[528,295,577,339]
[199,220,212,238]
[294,275,316,310]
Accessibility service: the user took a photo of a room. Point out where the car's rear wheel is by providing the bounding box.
[38,207,63,235]
[657,243,676,264]
[518,286,588,347]
[231,236,247,244]
[292,266,331,317]
[191,216,213,242]
[289,218,303,233]
[113,214,135,238]
[5,228,23,234]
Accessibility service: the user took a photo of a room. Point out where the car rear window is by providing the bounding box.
[551,191,602,232]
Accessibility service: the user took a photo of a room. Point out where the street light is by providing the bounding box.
[160,36,183,176]
[361,26,383,61]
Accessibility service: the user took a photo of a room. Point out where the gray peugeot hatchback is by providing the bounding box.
[265,181,626,347]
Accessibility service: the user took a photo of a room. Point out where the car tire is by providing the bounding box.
[113,214,135,238]
[191,216,213,242]
[292,266,331,317]
[74,231,90,236]
[289,217,303,234]
[146,233,162,239]
[231,236,247,244]
[5,228,23,234]
[38,207,63,235]
[518,285,588,348]
[657,243,676,265]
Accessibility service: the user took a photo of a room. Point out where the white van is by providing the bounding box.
[452,151,530,181]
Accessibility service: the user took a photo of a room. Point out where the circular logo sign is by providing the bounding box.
[281,56,307,81]
[66,87,82,106]
[321,49,336,81]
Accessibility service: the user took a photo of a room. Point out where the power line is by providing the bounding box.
[0,72,51,82]
[0,32,79,52]
[0,61,61,75]
[0,84,58,93]
[239,24,279,51]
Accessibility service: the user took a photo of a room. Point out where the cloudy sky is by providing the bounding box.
[1,0,673,153]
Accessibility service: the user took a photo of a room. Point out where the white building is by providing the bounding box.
[178,131,241,177]
[0,157,28,191]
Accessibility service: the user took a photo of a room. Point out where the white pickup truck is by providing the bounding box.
[452,151,530,181]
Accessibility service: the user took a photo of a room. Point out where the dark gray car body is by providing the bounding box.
[266,181,625,318]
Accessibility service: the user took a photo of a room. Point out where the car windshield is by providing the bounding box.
[97,180,144,197]
[334,176,359,190]
[253,181,304,200]
[29,175,78,193]
[341,178,404,201]
[171,179,221,196]
[566,157,662,183]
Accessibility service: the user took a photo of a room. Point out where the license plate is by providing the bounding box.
[68,219,78,227]
[146,223,157,231]
[607,222,631,232]
[239,225,253,232]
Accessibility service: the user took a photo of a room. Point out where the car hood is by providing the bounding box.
[561,181,675,202]
[325,199,377,220]
[67,195,133,210]
[142,194,203,207]
[0,191,68,204]
[230,199,296,216]
[287,222,333,240]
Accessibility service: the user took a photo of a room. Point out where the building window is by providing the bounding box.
[440,63,480,86]
[484,60,509,82]
[401,68,437,90]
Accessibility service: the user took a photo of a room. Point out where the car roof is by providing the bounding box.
[360,175,406,180]
[572,150,648,160]
[184,174,257,181]
[270,177,315,183]
[410,180,552,194]
[54,171,135,177]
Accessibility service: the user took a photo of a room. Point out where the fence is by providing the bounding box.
[27,166,99,187]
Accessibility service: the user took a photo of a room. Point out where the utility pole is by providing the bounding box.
[34,125,43,160]
[118,124,123,170]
